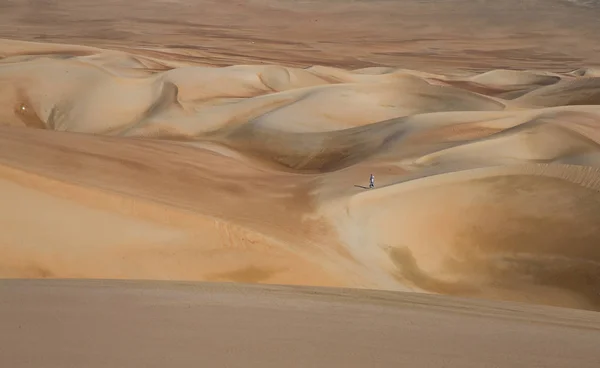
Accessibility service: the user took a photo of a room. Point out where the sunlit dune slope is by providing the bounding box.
[1,38,600,312]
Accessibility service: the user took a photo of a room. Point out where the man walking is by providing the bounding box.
[369,174,375,189]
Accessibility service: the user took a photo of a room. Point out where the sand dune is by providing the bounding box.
[0,36,599,312]
[1,1,600,366]
[516,77,600,106]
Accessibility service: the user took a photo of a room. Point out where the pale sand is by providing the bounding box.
[2,36,600,308]
[1,0,600,365]
[1,280,599,367]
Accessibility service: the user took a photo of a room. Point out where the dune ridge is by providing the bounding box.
[1,37,600,312]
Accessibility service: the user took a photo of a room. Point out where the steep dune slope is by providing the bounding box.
[516,78,600,106]
[0,125,358,287]
[322,164,600,310]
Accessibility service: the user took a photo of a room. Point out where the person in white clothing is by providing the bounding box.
[369,174,375,189]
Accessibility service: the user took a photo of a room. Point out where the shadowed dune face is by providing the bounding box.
[1,1,600,312]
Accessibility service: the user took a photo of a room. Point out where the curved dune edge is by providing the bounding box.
[1,39,600,312]
[321,163,600,310]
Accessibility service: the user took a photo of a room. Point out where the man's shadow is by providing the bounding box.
[354,185,370,189]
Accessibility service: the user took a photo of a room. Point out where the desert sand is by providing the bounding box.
[1,279,600,367]
[1,0,600,366]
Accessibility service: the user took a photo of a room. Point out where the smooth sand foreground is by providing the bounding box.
[1,279,600,367]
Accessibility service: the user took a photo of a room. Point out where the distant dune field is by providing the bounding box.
[2,0,600,71]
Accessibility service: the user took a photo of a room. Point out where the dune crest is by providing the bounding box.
[1,37,600,312]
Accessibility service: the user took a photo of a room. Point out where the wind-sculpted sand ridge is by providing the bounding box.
[1,38,600,313]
